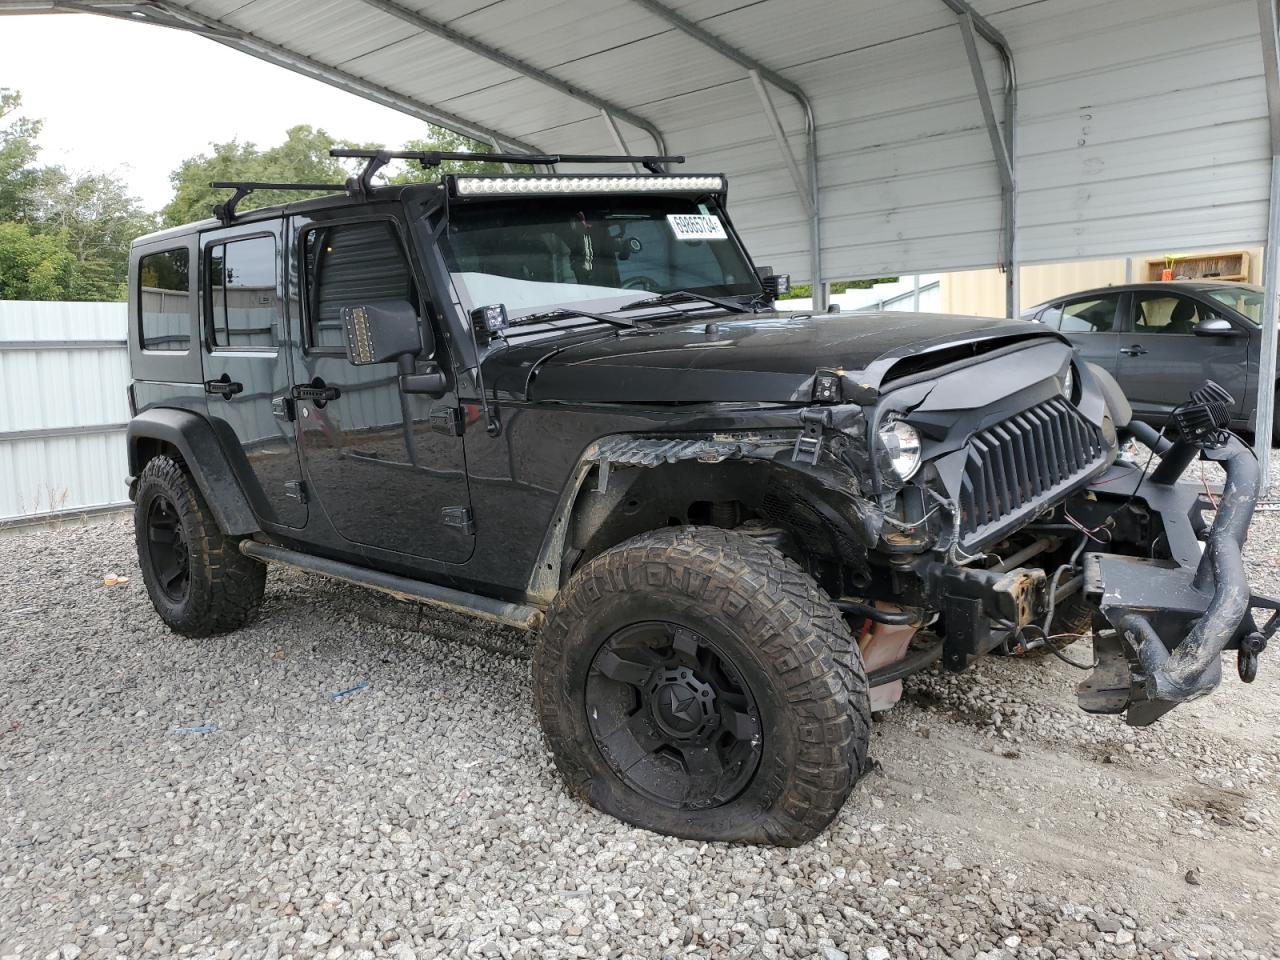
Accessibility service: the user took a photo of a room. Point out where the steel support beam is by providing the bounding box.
[599,111,642,173]
[354,0,669,161]
[0,0,545,154]
[1255,0,1280,484]
[940,0,1018,319]
[630,0,824,306]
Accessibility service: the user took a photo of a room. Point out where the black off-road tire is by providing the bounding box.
[533,526,871,846]
[134,455,266,637]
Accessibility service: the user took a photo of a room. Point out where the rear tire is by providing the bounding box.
[533,526,871,845]
[134,455,266,637]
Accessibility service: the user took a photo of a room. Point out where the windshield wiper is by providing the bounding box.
[508,307,637,330]
[617,290,751,314]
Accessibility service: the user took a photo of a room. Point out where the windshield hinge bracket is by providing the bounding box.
[792,408,832,465]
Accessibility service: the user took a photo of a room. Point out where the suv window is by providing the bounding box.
[208,235,277,348]
[1133,293,1201,335]
[1041,295,1119,334]
[303,220,415,350]
[139,248,191,352]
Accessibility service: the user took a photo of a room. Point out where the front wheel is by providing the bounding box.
[134,455,266,637]
[533,527,871,845]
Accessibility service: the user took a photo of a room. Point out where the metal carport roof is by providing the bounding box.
[5,0,1280,466]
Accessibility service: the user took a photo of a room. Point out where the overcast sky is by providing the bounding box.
[2,14,436,211]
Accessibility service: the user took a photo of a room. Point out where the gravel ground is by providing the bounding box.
[1,455,1278,960]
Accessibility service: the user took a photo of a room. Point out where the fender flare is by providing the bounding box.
[126,408,260,536]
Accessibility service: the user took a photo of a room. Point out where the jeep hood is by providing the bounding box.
[488,311,1065,404]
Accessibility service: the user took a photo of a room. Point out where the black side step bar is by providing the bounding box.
[239,540,543,630]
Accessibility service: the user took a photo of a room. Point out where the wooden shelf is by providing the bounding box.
[1144,250,1249,283]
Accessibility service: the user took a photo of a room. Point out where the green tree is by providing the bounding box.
[1,87,153,301]
[31,168,154,300]
[163,125,355,227]
[0,221,76,300]
[0,88,42,222]
[383,131,509,184]
[164,125,512,226]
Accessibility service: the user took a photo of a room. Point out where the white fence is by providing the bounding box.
[0,300,131,523]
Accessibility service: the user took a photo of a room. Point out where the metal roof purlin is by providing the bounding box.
[628,0,824,305]
[938,0,1018,318]
[353,0,670,162]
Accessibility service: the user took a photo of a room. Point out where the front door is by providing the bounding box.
[287,212,474,564]
[1117,291,1249,422]
[200,220,307,528]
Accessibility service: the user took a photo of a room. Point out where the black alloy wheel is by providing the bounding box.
[586,621,762,811]
[145,493,190,602]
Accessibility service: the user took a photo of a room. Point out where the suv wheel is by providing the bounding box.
[134,455,266,637]
[533,526,871,845]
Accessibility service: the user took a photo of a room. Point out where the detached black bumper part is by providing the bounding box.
[1080,435,1261,726]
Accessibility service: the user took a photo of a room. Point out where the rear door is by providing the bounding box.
[1117,290,1249,421]
[1037,292,1122,375]
[199,219,307,528]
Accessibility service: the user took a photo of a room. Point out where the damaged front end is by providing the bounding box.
[1075,387,1275,725]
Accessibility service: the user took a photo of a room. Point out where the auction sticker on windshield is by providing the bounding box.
[667,214,728,241]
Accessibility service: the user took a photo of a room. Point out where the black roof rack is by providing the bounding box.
[210,181,348,225]
[209,148,687,222]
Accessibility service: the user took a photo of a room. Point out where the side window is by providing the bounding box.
[1133,294,1201,335]
[303,221,415,350]
[1057,295,1119,333]
[1038,303,1064,328]
[208,235,278,348]
[139,248,191,352]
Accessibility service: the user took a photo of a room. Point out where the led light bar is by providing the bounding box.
[455,175,725,196]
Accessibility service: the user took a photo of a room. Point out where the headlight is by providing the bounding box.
[1062,364,1075,401]
[877,420,922,481]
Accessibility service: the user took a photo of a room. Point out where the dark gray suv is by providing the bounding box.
[1023,281,1272,442]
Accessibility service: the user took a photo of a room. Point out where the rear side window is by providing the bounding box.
[303,221,415,350]
[208,236,278,348]
[139,248,191,352]
[1045,295,1119,334]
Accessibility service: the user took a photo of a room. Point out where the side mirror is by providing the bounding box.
[340,300,422,365]
[1193,316,1239,337]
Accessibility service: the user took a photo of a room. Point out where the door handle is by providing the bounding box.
[204,376,243,398]
[292,378,341,407]
[1120,345,1148,357]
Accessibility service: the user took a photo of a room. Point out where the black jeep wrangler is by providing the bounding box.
[126,149,1269,845]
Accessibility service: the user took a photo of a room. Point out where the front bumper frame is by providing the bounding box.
[1078,434,1272,725]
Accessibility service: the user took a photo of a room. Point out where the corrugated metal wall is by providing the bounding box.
[1008,0,1271,265]
[0,301,131,522]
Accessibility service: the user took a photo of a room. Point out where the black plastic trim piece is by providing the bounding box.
[126,408,259,535]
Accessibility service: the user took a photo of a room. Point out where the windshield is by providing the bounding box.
[1204,284,1264,324]
[442,196,761,319]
